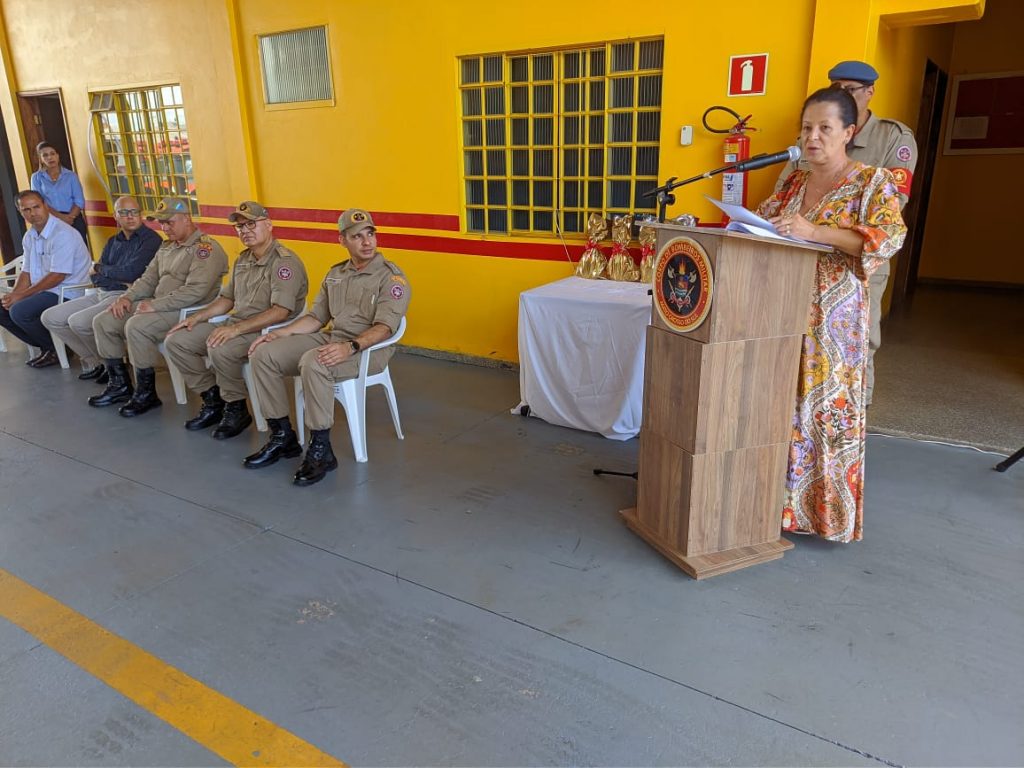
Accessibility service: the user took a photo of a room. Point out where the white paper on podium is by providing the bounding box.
[705,195,825,246]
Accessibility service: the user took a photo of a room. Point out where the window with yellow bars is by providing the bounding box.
[459,38,663,236]
[90,85,198,215]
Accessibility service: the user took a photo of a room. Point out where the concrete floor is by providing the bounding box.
[0,341,1021,766]
[871,285,1024,453]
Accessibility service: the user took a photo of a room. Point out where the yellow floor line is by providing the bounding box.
[0,568,346,767]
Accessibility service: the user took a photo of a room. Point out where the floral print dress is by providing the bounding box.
[757,163,906,542]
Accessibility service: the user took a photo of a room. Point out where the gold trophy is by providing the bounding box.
[638,225,657,284]
[606,214,639,282]
[574,213,608,279]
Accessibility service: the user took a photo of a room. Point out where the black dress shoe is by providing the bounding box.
[78,364,105,381]
[27,350,58,368]
[244,429,302,468]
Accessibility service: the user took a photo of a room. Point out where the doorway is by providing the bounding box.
[891,59,949,309]
[17,89,75,174]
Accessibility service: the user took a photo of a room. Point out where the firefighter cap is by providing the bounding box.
[146,197,191,221]
[228,201,270,223]
[338,208,375,235]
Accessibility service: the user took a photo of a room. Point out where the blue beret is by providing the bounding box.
[828,60,878,84]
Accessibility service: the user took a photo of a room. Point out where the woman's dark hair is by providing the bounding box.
[801,87,858,129]
[35,141,58,168]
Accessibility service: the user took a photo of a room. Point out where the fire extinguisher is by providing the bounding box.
[702,106,755,207]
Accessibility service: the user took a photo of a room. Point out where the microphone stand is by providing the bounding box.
[646,154,774,222]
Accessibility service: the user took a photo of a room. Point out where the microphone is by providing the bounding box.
[730,146,801,173]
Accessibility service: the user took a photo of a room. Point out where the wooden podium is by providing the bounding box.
[620,224,828,579]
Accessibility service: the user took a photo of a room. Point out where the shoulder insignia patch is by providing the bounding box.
[390,284,405,300]
[277,265,293,281]
[889,167,913,196]
[390,275,407,286]
[896,145,913,163]
[196,243,212,260]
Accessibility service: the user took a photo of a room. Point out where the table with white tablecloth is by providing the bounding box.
[516,276,652,440]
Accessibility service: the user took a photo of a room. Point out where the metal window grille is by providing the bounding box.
[259,26,333,105]
[90,84,198,214]
[459,38,663,236]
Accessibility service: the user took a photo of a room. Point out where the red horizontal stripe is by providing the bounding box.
[85,200,109,212]
[198,203,460,232]
[85,214,116,227]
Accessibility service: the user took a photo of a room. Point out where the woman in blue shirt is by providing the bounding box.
[30,141,89,245]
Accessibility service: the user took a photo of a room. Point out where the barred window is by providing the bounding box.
[90,85,198,214]
[459,38,663,236]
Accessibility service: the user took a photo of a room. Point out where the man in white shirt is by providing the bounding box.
[0,190,91,367]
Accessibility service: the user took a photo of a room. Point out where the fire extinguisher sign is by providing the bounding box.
[728,54,768,97]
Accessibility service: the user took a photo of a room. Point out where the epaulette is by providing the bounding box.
[384,259,404,276]
[330,259,349,270]
[877,117,914,136]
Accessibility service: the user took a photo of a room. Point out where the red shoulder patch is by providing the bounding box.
[889,167,913,196]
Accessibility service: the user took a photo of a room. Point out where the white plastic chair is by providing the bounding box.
[159,305,207,404]
[50,282,94,370]
[0,257,33,357]
[294,317,407,462]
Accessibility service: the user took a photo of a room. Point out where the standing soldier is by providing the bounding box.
[776,61,917,405]
[90,197,227,416]
[164,201,308,440]
[246,209,411,487]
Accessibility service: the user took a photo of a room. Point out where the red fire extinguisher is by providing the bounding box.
[702,106,755,207]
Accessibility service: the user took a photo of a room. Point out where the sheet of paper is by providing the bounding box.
[705,195,828,246]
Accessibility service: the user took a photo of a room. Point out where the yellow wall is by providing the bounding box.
[0,0,985,362]
[0,0,252,256]
[919,0,1024,285]
[232,0,822,361]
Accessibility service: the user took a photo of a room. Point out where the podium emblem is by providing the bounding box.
[653,236,714,333]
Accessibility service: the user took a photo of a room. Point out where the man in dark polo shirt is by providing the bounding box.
[41,195,161,381]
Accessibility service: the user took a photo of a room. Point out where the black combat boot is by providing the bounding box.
[212,399,253,440]
[293,429,338,487]
[88,359,133,407]
[118,367,162,417]
[184,385,224,431]
[243,417,302,468]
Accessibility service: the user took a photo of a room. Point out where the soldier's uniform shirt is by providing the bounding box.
[774,112,916,404]
[93,229,228,367]
[163,240,309,402]
[250,252,411,430]
[220,239,308,322]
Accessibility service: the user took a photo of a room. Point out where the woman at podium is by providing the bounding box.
[756,88,906,543]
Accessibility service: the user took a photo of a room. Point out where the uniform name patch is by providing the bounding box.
[896,145,913,162]
[390,284,405,300]
[277,266,293,281]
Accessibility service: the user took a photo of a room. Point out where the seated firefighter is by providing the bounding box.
[90,197,227,416]
[246,208,411,487]
[163,201,308,439]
